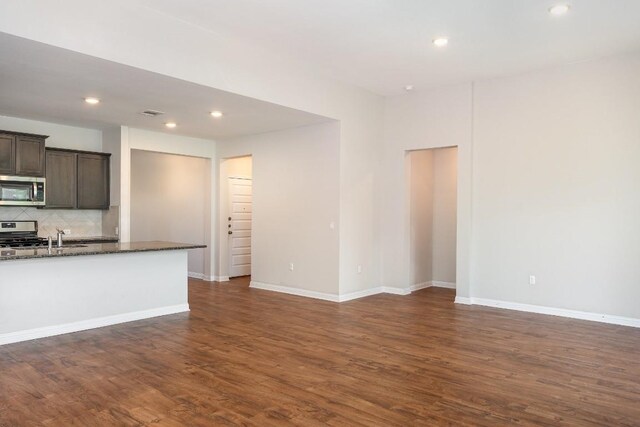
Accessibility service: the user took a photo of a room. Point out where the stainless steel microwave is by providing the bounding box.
[0,175,46,206]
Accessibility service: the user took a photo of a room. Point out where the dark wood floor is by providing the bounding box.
[1,277,640,426]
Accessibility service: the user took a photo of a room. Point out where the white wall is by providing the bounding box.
[217,122,340,295]
[103,127,217,278]
[432,147,457,283]
[130,150,209,276]
[102,127,123,206]
[381,84,473,295]
[3,4,639,321]
[225,156,252,178]
[101,127,123,238]
[0,2,385,296]
[385,52,640,320]
[471,53,640,318]
[122,126,218,280]
[408,150,434,285]
[0,115,102,151]
[407,147,457,286]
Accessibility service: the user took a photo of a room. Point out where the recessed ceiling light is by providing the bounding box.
[84,97,100,105]
[210,111,223,118]
[432,37,449,48]
[165,122,177,129]
[549,4,570,16]
[404,85,414,91]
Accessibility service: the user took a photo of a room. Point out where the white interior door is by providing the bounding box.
[228,177,252,277]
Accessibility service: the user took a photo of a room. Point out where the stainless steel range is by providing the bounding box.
[0,220,47,248]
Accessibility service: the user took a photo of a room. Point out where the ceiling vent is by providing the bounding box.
[140,109,165,117]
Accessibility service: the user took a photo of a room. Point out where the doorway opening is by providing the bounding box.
[219,155,253,280]
[406,147,458,291]
[130,149,210,280]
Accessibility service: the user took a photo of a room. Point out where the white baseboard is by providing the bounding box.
[249,281,639,328]
[339,287,385,302]
[455,297,640,328]
[431,281,456,289]
[409,282,431,292]
[250,281,340,302]
[248,280,453,303]
[0,304,190,346]
[188,273,226,282]
[409,281,457,291]
[381,286,412,295]
[249,281,419,303]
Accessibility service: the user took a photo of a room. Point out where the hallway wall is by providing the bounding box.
[408,147,458,287]
[432,147,458,283]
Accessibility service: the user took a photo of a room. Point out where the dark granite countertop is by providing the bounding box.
[62,236,119,243]
[0,241,206,261]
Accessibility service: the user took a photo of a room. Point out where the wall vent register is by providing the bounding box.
[140,110,165,117]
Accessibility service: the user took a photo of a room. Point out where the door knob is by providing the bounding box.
[228,231,233,235]
[228,216,232,221]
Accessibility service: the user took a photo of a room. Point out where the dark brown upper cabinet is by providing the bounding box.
[45,148,111,210]
[77,153,110,209]
[0,131,47,177]
[45,149,77,209]
[0,134,15,175]
[16,135,46,177]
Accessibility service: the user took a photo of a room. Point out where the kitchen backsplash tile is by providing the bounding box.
[102,205,119,238]
[0,207,102,238]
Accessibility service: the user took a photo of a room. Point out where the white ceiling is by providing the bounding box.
[0,33,330,140]
[1,0,639,133]
[137,0,640,96]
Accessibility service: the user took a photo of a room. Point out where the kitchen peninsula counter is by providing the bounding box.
[0,241,205,261]
[0,241,205,346]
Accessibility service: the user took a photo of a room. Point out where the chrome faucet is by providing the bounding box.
[56,228,65,248]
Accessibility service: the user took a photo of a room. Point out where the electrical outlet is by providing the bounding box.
[115,226,119,236]
[289,262,294,271]
[357,265,362,274]
[63,229,71,235]
[529,275,536,285]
